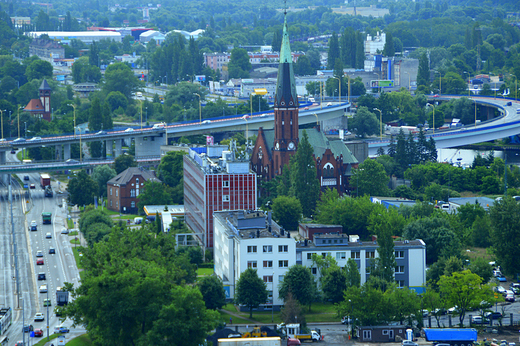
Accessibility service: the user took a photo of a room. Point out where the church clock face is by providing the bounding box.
[288,142,295,150]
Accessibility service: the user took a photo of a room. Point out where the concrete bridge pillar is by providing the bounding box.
[0,150,6,184]
[105,140,113,158]
[486,107,495,120]
[55,145,62,161]
[134,134,162,158]
[63,144,71,160]
[115,140,123,157]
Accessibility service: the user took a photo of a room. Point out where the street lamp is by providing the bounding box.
[426,103,435,135]
[331,76,341,104]
[242,115,250,139]
[8,110,11,138]
[313,113,319,125]
[374,108,382,140]
[193,93,202,124]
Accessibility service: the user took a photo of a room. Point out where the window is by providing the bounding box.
[336,252,346,260]
[110,200,112,207]
[382,330,389,336]
[110,188,112,196]
[306,253,315,260]
[311,267,317,274]
[395,250,405,258]
[247,246,257,253]
[131,201,135,208]
[247,261,257,268]
[222,195,230,202]
[115,189,118,197]
[397,280,405,288]
[321,252,329,258]
[263,275,273,283]
[395,266,405,273]
[363,330,372,340]
[278,245,288,253]
[263,245,272,253]
[130,189,136,197]
[222,181,229,188]
[263,260,273,268]
[366,251,375,258]
[278,260,288,268]
[351,251,360,259]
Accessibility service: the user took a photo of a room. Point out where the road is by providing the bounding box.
[0,151,84,345]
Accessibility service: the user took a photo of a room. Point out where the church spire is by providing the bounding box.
[274,6,298,108]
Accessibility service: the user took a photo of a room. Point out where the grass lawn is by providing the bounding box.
[71,238,80,245]
[67,334,93,346]
[69,231,78,236]
[73,247,84,269]
[102,209,140,220]
[197,268,214,276]
[67,219,74,229]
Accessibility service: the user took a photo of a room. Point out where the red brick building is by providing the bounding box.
[24,80,52,121]
[106,167,161,214]
[250,14,358,195]
[183,145,257,249]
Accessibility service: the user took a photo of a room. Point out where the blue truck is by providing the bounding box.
[423,328,478,346]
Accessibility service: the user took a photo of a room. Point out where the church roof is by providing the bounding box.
[274,12,298,108]
[259,128,358,165]
[39,79,51,91]
[24,99,44,112]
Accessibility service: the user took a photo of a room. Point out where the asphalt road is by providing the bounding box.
[0,152,84,344]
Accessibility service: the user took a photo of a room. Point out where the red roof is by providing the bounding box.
[25,99,44,112]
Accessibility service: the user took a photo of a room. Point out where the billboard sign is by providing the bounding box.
[371,80,394,88]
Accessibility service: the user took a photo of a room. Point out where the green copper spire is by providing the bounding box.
[274,10,298,108]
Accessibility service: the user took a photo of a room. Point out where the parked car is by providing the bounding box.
[505,294,515,302]
[61,228,69,234]
[499,275,507,282]
[485,311,503,319]
[402,341,419,346]
[471,315,489,324]
[341,316,351,324]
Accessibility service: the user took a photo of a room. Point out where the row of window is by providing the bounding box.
[248,260,288,269]
[109,200,136,208]
[248,245,289,253]
[305,250,406,260]
[309,266,406,275]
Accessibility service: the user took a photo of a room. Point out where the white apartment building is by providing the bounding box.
[214,210,296,310]
[365,31,387,56]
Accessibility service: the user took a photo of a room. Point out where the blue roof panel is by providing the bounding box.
[424,329,478,342]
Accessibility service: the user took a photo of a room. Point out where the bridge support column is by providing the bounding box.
[63,144,71,160]
[135,135,162,159]
[105,140,113,158]
[486,107,495,120]
[115,140,123,157]
[55,145,62,161]
[0,150,6,184]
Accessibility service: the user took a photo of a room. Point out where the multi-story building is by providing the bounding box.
[29,38,65,60]
[204,53,229,73]
[214,210,296,309]
[183,145,257,249]
[106,167,161,214]
[297,234,426,291]
[213,210,428,311]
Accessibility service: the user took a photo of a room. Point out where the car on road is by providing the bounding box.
[15,341,25,346]
[39,284,47,292]
[13,137,25,143]
[433,94,440,98]
[506,101,513,106]
[402,340,418,346]
[505,294,515,302]
[499,275,507,282]
[34,313,44,322]
[61,228,69,234]
[10,149,16,154]
[95,130,106,135]
[45,232,52,239]
[29,136,42,141]
[201,120,212,125]
[49,247,55,254]
[124,128,134,132]
[43,299,51,307]
[37,272,46,281]
[471,315,489,324]
[30,221,38,231]
[36,258,44,265]
[33,328,43,337]
[36,250,43,257]
[23,324,33,333]
[54,326,70,334]
[30,183,35,189]
[66,158,79,164]
[485,311,503,319]
[23,175,29,180]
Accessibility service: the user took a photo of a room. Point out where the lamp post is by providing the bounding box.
[331,76,341,104]
[242,115,250,140]
[193,93,201,124]
[8,111,11,138]
[374,108,382,140]
[427,103,435,135]
[313,113,319,126]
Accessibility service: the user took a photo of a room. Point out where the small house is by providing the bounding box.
[357,325,407,343]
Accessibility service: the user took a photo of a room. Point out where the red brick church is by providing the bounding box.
[250,12,359,194]
[24,79,52,121]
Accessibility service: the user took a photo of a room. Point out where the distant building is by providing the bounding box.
[203,53,229,73]
[24,80,52,122]
[27,31,122,44]
[29,38,65,60]
[214,209,295,309]
[139,30,166,44]
[183,145,257,248]
[106,167,161,214]
[365,31,386,56]
[167,29,205,40]
[72,83,99,98]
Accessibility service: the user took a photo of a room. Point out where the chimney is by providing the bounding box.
[287,231,290,238]
[257,230,260,238]
[304,239,308,246]
[280,228,284,236]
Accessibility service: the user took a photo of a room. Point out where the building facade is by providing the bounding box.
[183,146,257,249]
[24,80,52,121]
[29,39,65,60]
[214,210,296,309]
[106,167,161,214]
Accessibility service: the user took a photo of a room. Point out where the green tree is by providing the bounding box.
[91,165,117,197]
[137,181,172,213]
[438,270,493,326]
[383,32,395,57]
[279,265,316,311]
[25,59,53,81]
[490,197,520,275]
[345,258,361,288]
[385,286,420,324]
[78,208,113,245]
[67,170,98,207]
[417,53,430,91]
[422,287,445,327]
[321,265,347,303]
[228,48,251,78]
[103,62,141,100]
[106,91,128,111]
[271,195,302,231]
[157,151,186,204]
[350,159,390,197]
[350,106,379,138]
[114,154,137,174]
[289,130,320,218]
[339,285,386,326]
[468,257,493,284]
[472,215,492,248]
[369,213,396,286]
[327,32,340,70]
[235,268,268,318]
[280,292,305,325]
[197,276,226,310]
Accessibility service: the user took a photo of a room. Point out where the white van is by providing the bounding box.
[134,217,143,224]
[136,92,143,98]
